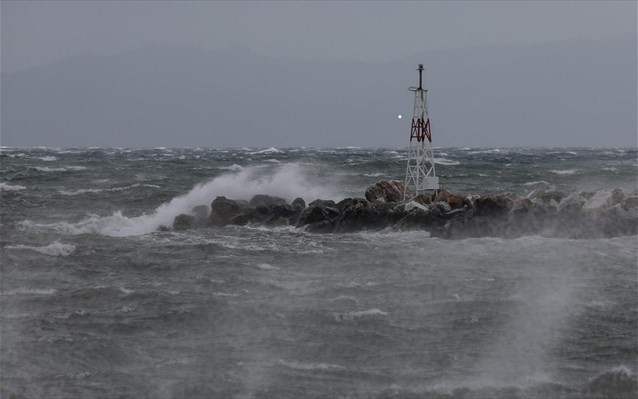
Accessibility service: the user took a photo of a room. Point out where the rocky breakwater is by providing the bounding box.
[172,180,638,239]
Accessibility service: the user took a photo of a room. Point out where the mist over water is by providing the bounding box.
[1,147,637,398]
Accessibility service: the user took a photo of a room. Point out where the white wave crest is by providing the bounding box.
[33,166,67,172]
[0,183,26,191]
[22,164,338,237]
[550,169,578,175]
[523,181,551,186]
[58,184,160,196]
[1,288,57,296]
[250,147,283,155]
[38,156,57,161]
[6,241,76,256]
[256,263,280,270]
[278,360,345,371]
[334,308,388,321]
[218,164,243,171]
[434,158,460,166]
[32,165,87,173]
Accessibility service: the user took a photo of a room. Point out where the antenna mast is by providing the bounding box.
[404,64,439,200]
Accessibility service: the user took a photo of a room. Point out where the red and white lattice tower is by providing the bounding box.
[404,64,439,200]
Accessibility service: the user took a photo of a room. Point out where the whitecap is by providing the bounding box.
[523,181,550,186]
[58,183,160,196]
[279,360,345,371]
[256,263,280,270]
[1,288,57,296]
[434,158,460,166]
[250,147,283,155]
[334,308,388,321]
[0,183,26,191]
[550,169,578,175]
[362,172,385,177]
[33,166,67,172]
[37,156,57,161]
[6,241,76,256]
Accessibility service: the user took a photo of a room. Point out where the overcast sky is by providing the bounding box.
[2,1,636,72]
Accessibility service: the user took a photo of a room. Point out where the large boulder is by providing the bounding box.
[529,190,567,205]
[473,195,513,218]
[210,196,248,226]
[557,192,587,216]
[173,214,198,230]
[333,198,378,232]
[296,204,339,228]
[249,194,287,208]
[365,180,411,203]
[292,197,306,211]
[434,189,471,210]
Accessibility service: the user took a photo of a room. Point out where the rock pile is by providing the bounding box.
[172,180,638,239]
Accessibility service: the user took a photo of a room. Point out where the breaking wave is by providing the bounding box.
[21,164,338,237]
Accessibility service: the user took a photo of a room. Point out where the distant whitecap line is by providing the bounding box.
[0,182,27,191]
[523,181,551,186]
[333,308,388,321]
[31,165,87,172]
[249,147,284,155]
[5,241,76,256]
[434,158,461,165]
[278,360,345,372]
[256,263,280,270]
[1,288,57,296]
[549,169,579,175]
[58,183,160,196]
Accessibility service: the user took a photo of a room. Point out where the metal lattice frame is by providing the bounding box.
[404,64,439,201]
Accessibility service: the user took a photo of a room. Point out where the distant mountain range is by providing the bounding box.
[2,34,636,147]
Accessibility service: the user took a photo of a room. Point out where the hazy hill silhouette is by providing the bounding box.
[2,34,635,148]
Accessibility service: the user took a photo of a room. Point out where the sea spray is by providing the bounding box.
[20,164,340,237]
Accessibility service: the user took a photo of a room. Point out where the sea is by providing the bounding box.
[1,146,637,399]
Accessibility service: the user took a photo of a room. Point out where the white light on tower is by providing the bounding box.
[403,64,439,200]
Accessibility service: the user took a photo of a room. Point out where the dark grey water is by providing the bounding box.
[1,147,637,398]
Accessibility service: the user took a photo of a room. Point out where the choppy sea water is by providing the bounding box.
[1,146,637,398]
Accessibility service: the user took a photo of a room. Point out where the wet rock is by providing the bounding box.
[365,180,411,203]
[292,197,306,211]
[308,199,336,208]
[296,205,338,228]
[249,194,287,208]
[191,205,210,220]
[621,196,638,211]
[272,204,297,218]
[609,188,625,206]
[473,195,512,218]
[412,193,432,207]
[173,214,198,231]
[265,215,289,227]
[334,198,381,232]
[229,214,249,226]
[557,193,587,216]
[529,189,567,205]
[434,189,471,209]
[210,196,248,226]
